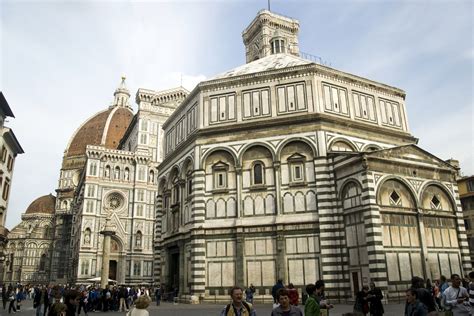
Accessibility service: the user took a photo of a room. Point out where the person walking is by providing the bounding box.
[220,286,256,316]
[405,288,427,316]
[7,287,16,314]
[368,282,384,316]
[354,286,369,315]
[271,288,302,316]
[2,285,7,310]
[33,286,49,316]
[245,284,256,304]
[127,295,151,316]
[287,283,299,306]
[272,280,284,304]
[443,274,471,316]
[154,285,161,306]
[304,284,320,316]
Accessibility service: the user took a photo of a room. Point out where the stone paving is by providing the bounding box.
[3,299,406,316]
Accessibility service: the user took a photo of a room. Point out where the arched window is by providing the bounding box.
[124,167,130,181]
[172,177,180,204]
[62,200,68,209]
[104,165,111,179]
[212,162,229,189]
[253,162,264,185]
[39,254,47,271]
[271,38,286,54]
[44,226,50,239]
[149,170,155,184]
[342,182,362,209]
[135,231,142,248]
[114,167,120,180]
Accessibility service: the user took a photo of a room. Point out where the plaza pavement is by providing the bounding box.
[4,299,405,316]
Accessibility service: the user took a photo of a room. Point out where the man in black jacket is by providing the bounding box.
[33,286,49,316]
[410,276,436,313]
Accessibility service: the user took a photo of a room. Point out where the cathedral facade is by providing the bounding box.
[155,10,470,301]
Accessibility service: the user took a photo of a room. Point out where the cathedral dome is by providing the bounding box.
[25,194,56,214]
[65,78,134,158]
[65,107,133,157]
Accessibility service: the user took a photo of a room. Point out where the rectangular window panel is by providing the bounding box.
[278,87,286,113]
[296,84,306,110]
[368,97,376,121]
[287,85,296,111]
[386,253,400,281]
[331,87,339,112]
[386,101,394,125]
[210,98,218,122]
[392,103,401,126]
[243,93,251,118]
[247,261,262,286]
[228,95,235,120]
[218,96,226,121]
[380,100,387,123]
[339,89,348,114]
[323,85,332,111]
[360,95,368,119]
[353,93,361,117]
[252,91,260,116]
[261,90,270,115]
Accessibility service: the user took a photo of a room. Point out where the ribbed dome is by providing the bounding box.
[25,194,56,214]
[66,107,133,157]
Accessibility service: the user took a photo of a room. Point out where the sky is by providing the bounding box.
[1,0,472,229]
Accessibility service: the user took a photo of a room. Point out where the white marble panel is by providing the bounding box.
[243,171,250,188]
[286,238,296,254]
[244,197,254,216]
[265,194,275,214]
[428,253,440,281]
[265,168,273,185]
[262,260,275,286]
[283,193,294,213]
[266,238,276,255]
[206,200,215,218]
[208,262,221,286]
[222,262,235,286]
[247,261,262,286]
[409,227,420,247]
[382,226,391,246]
[304,258,318,284]
[255,239,266,255]
[281,165,289,185]
[400,226,410,247]
[349,248,359,266]
[390,226,401,247]
[439,253,451,277]
[306,191,317,211]
[386,253,400,281]
[399,253,411,280]
[216,199,226,218]
[433,229,443,248]
[227,198,236,217]
[449,253,461,276]
[449,229,458,248]
[288,259,304,285]
[216,241,226,257]
[359,247,368,265]
[227,241,235,257]
[255,196,264,215]
[441,229,451,248]
[245,240,255,256]
[297,237,308,253]
[411,253,423,277]
[295,192,305,212]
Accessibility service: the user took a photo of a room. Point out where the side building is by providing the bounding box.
[0,92,24,281]
[155,10,470,301]
[459,176,474,267]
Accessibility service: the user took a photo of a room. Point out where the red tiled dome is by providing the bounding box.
[66,107,133,157]
[25,194,56,214]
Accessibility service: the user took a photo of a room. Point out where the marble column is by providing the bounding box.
[100,218,116,289]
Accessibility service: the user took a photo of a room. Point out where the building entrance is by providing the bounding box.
[168,247,180,291]
[109,260,117,281]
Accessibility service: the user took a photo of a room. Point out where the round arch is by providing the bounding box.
[180,156,195,178]
[200,147,238,169]
[276,137,318,159]
[338,178,364,200]
[166,165,182,186]
[237,142,276,165]
[362,144,383,152]
[327,137,358,152]
[418,181,457,212]
[376,176,420,209]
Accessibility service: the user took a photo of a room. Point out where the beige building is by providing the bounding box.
[0,92,24,281]
[3,194,55,284]
[155,10,470,301]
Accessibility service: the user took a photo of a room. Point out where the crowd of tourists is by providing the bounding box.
[0,283,158,316]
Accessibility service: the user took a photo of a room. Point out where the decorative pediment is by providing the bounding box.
[365,144,454,170]
[212,160,229,169]
[287,153,306,161]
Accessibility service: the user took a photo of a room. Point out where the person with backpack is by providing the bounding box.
[220,286,256,316]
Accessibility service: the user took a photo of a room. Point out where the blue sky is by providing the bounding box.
[1,0,472,228]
